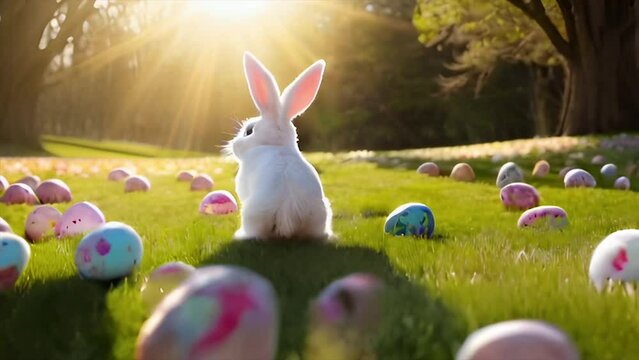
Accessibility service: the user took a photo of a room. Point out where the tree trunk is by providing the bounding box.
[531,65,561,136]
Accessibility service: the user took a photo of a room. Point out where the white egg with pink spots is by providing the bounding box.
[55,201,106,238]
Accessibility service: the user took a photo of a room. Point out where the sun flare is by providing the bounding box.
[186,0,268,20]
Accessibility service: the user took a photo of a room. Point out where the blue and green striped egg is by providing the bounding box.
[384,203,435,238]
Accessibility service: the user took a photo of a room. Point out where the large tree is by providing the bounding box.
[414,0,639,135]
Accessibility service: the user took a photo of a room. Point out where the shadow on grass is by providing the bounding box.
[201,241,463,360]
[0,277,114,360]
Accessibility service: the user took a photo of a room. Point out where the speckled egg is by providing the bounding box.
[199,191,238,215]
[125,175,151,193]
[177,170,196,182]
[25,205,62,243]
[384,203,435,238]
[532,160,550,177]
[614,176,631,190]
[75,221,143,281]
[417,162,439,176]
[0,183,40,205]
[500,183,540,210]
[191,174,214,191]
[0,232,31,291]
[0,217,12,233]
[0,176,9,193]
[450,163,475,182]
[141,261,196,310]
[496,162,524,188]
[517,206,568,229]
[600,163,617,178]
[456,320,579,360]
[108,168,133,182]
[35,179,72,204]
[55,201,106,238]
[136,266,278,360]
[16,175,40,191]
[564,169,596,188]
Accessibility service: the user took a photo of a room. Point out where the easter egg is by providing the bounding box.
[614,176,631,190]
[517,206,568,229]
[16,175,40,191]
[25,205,62,243]
[125,175,151,193]
[0,232,31,291]
[0,183,39,205]
[0,217,12,233]
[564,169,596,188]
[191,174,214,191]
[558,166,575,179]
[199,190,238,215]
[532,160,550,177]
[74,221,143,281]
[589,229,639,292]
[384,203,435,238]
[456,320,579,360]
[177,170,196,182]
[0,176,9,193]
[35,179,72,204]
[591,154,607,165]
[450,163,475,182]
[55,201,106,238]
[496,162,524,188]
[417,162,439,176]
[600,163,617,178]
[108,168,133,182]
[141,261,196,311]
[136,266,278,360]
[499,183,540,210]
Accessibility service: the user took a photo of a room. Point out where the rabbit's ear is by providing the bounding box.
[281,60,325,121]
[244,52,281,118]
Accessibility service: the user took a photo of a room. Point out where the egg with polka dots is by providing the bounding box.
[75,222,143,281]
[55,201,106,239]
[517,206,568,230]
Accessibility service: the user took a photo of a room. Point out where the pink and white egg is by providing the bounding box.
[141,261,196,310]
[125,175,151,193]
[0,183,39,205]
[25,205,62,243]
[0,232,31,291]
[0,217,12,233]
[191,174,214,191]
[589,229,639,292]
[55,201,106,238]
[177,170,196,182]
[517,206,568,230]
[564,169,596,188]
[499,183,540,210]
[136,266,278,360]
[0,175,9,193]
[108,168,133,182]
[16,175,40,191]
[199,191,238,215]
[35,179,72,204]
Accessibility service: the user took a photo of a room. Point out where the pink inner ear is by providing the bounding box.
[612,248,628,271]
[246,63,271,110]
[285,66,323,119]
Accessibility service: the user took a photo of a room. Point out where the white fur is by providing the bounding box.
[226,52,332,241]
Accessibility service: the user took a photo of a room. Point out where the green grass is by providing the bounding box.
[1,137,639,359]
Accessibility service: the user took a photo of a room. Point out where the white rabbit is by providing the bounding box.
[225,52,333,241]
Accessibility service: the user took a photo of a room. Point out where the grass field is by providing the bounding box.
[1,136,639,359]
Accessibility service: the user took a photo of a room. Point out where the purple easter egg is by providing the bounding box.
[35,179,72,204]
[25,205,62,243]
[500,183,540,210]
[125,175,151,193]
[136,266,278,360]
[177,170,196,182]
[600,163,617,178]
[0,176,9,192]
[199,191,238,215]
[614,176,631,190]
[0,184,40,205]
[191,174,214,191]
[55,201,106,238]
[0,232,31,291]
[0,217,12,233]
[16,175,40,191]
[564,169,596,188]
[517,206,568,229]
[141,261,196,310]
[108,168,133,182]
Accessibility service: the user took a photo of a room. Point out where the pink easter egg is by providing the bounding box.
[141,262,196,310]
[0,217,12,233]
[16,175,40,191]
[517,206,568,229]
[199,191,238,215]
[55,201,106,238]
[25,205,62,243]
[417,162,440,176]
[0,184,40,205]
[136,266,278,360]
[191,174,214,191]
[614,176,631,190]
[177,170,196,182]
[108,168,133,182]
[125,175,151,193]
[35,179,72,204]
[564,169,596,188]
[500,183,540,210]
[0,176,9,193]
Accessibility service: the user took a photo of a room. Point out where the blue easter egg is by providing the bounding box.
[384,203,435,238]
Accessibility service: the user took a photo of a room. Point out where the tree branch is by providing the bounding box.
[44,0,95,58]
[555,0,577,43]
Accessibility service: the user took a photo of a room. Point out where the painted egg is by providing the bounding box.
[564,169,596,188]
[496,162,524,188]
[589,229,639,292]
[0,175,9,193]
[108,168,133,182]
[0,183,40,205]
[532,160,550,177]
[614,176,631,190]
[16,175,40,191]
[559,166,575,179]
[199,191,238,215]
[25,205,62,243]
[456,320,579,360]
[0,217,12,233]
[450,163,475,182]
[136,266,278,360]
[35,179,72,204]
[0,232,31,291]
[591,154,607,165]
[125,175,151,193]
[384,203,435,238]
[416,162,439,176]
[500,183,540,210]
[191,174,214,191]
[55,201,106,238]
[74,221,143,281]
[517,206,568,229]
[141,261,196,311]
[177,170,196,182]
[600,163,617,178]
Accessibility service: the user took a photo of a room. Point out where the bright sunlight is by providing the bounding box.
[185,0,268,20]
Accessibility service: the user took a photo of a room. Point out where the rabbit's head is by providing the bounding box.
[226,52,325,160]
